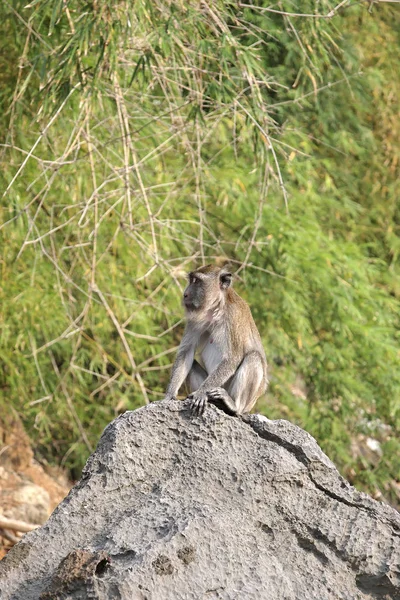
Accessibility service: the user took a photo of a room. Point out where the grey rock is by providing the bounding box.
[0,399,399,600]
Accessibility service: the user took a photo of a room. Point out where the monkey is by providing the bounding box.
[164,264,268,416]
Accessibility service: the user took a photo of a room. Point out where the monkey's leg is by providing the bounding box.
[187,359,208,393]
[186,360,209,416]
[208,351,264,415]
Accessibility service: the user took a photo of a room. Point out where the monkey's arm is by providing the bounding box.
[188,356,241,415]
[165,332,197,399]
[188,356,240,415]
[197,357,239,392]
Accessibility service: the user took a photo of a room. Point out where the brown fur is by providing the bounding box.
[165,264,268,415]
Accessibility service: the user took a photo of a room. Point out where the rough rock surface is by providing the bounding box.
[0,400,399,600]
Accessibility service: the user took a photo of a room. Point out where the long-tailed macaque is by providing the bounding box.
[165,264,268,415]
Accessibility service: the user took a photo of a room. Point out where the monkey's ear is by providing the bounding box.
[220,272,232,289]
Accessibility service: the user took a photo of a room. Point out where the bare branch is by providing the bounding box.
[0,516,38,534]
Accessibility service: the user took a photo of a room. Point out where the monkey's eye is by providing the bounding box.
[191,276,198,284]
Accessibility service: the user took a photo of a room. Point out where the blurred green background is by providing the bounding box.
[0,1,399,506]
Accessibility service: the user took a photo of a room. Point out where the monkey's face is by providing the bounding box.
[183,267,232,315]
[183,273,207,312]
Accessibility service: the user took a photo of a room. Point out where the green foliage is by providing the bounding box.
[0,1,399,503]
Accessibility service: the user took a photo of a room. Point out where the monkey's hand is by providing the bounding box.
[187,390,208,416]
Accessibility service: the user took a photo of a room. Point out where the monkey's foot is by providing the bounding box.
[207,388,238,415]
[207,387,230,402]
[187,391,208,416]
